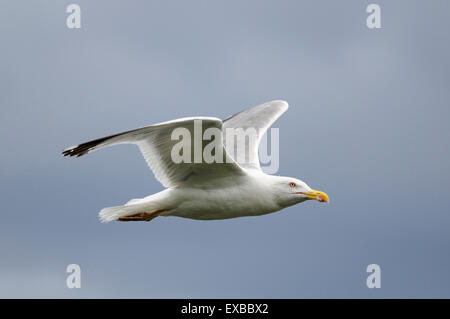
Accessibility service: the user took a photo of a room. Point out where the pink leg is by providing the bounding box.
[118,209,165,222]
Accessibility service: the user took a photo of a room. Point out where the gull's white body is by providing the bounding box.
[113,172,308,221]
[63,100,327,223]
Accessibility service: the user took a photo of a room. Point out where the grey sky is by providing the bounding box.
[0,0,449,297]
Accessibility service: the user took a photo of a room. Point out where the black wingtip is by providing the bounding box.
[62,149,72,157]
[62,144,91,157]
[62,133,119,158]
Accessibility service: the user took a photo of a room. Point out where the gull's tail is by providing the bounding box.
[99,190,171,223]
[99,205,138,223]
[99,200,161,223]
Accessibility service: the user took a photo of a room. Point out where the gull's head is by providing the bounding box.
[272,176,329,207]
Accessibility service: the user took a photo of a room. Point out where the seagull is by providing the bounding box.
[62,100,329,222]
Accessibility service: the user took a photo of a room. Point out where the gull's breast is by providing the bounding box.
[163,181,279,220]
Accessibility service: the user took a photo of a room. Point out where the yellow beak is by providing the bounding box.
[301,190,329,203]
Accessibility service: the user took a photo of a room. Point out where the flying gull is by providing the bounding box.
[62,100,329,222]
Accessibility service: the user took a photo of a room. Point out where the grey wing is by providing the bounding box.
[63,117,245,188]
[222,100,288,171]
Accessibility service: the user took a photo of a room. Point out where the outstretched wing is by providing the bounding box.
[222,100,288,171]
[63,117,245,188]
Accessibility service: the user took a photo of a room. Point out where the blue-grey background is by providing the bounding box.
[1,0,449,298]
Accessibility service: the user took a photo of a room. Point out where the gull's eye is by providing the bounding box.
[289,182,296,188]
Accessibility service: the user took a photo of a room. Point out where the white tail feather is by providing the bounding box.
[99,191,168,223]
[99,199,163,223]
[98,204,145,223]
[99,206,130,223]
